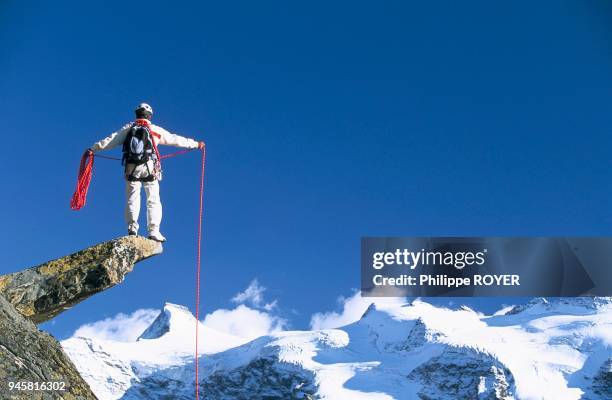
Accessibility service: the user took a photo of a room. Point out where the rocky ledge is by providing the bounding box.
[0,236,162,399]
[0,236,162,324]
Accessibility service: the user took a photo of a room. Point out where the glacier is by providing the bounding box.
[61,298,612,399]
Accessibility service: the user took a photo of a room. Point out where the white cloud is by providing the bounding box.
[310,290,405,330]
[202,304,286,341]
[204,279,286,341]
[71,309,160,342]
[263,300,278,311]
[231,279,266,307]
[231,279,279,312]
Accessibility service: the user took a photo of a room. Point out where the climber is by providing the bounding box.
[88,103,205,242]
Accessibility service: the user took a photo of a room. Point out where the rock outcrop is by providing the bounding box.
[0,236,162,324]
[407,347,515,399]
[0,235,162,399]
[0,294,97,399]
[591,357,612,399]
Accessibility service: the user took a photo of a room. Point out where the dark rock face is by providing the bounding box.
[120,357,318,400]
[591,358,612,399]
[0,236,162,324]
[408,347,515,400]
[0,294,97,399]
[201,357,318,400]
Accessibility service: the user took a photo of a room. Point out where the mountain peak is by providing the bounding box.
[138,303,195,340]
[360,303,378,319]
[162,302,192,315]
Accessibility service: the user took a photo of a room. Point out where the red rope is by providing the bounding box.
[70,150,95,210]
[195,147,206,400]
[161,148,194,159]
[92,153,122,161]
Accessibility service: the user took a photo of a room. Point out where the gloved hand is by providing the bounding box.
[198,141,205,150]
[86,148,94,155]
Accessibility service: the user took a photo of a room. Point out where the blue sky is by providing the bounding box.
[1,1,612,339]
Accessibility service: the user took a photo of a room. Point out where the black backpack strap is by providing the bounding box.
[141,125,153,155]
[121,124,137,166]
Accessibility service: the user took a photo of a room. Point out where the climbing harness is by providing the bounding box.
[70,140,207,400]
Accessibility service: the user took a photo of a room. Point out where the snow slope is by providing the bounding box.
[62,298,612,400]
[62,303,245,399]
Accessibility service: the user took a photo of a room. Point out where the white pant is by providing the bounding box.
[125,180,162,235]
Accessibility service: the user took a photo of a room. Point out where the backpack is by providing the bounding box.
[122,124,155,166]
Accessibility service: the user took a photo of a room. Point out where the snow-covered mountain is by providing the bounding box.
[61,298,612,400]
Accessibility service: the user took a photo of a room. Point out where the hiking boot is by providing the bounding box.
[148,232,166,242]
[128,230,137,236]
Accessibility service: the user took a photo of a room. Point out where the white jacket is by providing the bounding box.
[91,120,200,181]
[91,121,199,152]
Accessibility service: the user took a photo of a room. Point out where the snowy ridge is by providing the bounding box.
[506,297,612,315]
[62,303,244,399]
[62,298,612,399]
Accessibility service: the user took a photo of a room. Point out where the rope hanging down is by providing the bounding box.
[70,146,208,399]
[195,147,206,400]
